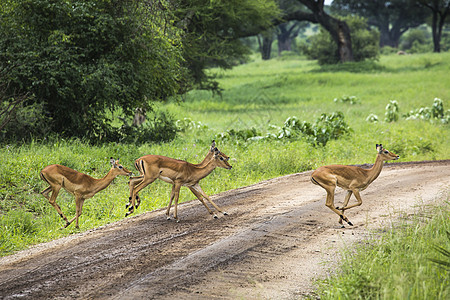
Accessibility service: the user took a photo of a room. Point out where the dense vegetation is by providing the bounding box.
[316,201,450,299]
[1,52,449,257]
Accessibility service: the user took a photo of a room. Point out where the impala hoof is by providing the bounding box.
[125,203,130,209]
[348,221,353,226]
[213,214,218,219]
[223,212,228,216]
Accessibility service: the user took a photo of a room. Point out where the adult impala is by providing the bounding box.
[40,158,132,228]
[311,144,399,226]
[127,140,226,209]
[127,145,232,221]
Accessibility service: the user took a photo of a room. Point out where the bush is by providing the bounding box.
[302,16,379,65]
[385,100,399,122]
[0,101,52,142]
[118,110,178,144]
[404,98,450,124]
[278,112,352,146]
[400,27,432,52]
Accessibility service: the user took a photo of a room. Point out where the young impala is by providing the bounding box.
[127,144,232,221]
[40,158,132,228]
[311,144,399,226]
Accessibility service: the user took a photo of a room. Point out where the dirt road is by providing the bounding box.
[0,160,449,299]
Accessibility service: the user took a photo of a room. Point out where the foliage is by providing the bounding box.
[429,231,450,270]
[302,15,379,65]
[334,95,360,105]
[176,118,208,132]
[331,0,428,48]
[0,0,185,141]
[316,202,450,299]
[400,27,432,51]
[385,100,399,122]
[278,112,352,146]
[174,0,279,91]
[0,99,53,142]
[366,113,379,123]
[117,110,178,144]
[404,98,450,124]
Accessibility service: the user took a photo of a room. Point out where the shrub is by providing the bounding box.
[278,112,351,146]
[302,16,379,65]
[334,95,360,105]
[366,114,379,123]
[0,101,52,142]
[404,98,450,124]
[118,110,178,144]
[385,100,399,122]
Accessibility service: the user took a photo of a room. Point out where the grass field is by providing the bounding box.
[0,52,449,257]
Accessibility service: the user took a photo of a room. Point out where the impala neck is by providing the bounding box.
[192,157,217,182]
[366,154,385,184]
[92,168,117,193]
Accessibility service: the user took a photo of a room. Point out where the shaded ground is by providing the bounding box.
[0,160,449,299]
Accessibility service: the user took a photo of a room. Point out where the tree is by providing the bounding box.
[418,0,450,52]
[0,0,185,141]
[281,0,355,63]
[331,0,428,48]
[174,0,279,90]
[277,21,306,55]
[303,16,379,64]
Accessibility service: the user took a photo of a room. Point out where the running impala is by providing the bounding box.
[311,144,399,226]
[40,158,132,228]
[127,144,232,221]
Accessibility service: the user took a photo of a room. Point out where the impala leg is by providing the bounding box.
[193,184,227,216]
[339,189,363,211]
[188,186,214,216]
[128,176,157,217]
[65,197,85,229]
[43,185,70,226]
[127,176,144,209]
[337,190,353,225]
[172,183,182,222]
[166,185,177,220]
[324,187,353,226]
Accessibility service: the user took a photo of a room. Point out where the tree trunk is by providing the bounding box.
[323,17,354,62]
[277,32,292,55]
[258,34,273,60]
[431,10,440,52]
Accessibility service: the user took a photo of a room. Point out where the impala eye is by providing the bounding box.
[384,151,389,154]
[119,165,123,169]
[219,157,224,161]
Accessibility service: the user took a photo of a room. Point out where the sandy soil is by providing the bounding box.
[0,160,449,299]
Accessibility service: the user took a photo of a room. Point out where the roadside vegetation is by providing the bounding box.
[315,198,450,299]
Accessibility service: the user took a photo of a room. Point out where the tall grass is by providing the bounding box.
[316,199,450,299]
[1,52,449,256]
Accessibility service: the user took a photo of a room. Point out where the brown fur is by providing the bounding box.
[311,144,399,226]
[40,159,132,228]
[127,144,232,221]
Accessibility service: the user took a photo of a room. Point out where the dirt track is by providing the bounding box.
[0,160,449,299]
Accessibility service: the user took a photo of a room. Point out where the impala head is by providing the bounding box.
[213,148,232,170]
[376,144,399,161]
[110,157,133,176]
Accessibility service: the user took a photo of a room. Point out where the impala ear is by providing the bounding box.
[210,140,216,151]
[110,157,116,166]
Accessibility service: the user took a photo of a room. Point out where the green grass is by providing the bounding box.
[1,52,449,256]
[315,198,450,299]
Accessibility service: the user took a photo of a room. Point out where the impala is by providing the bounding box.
[311,144,399,226]
[127,140,226,209]
[40,158,132,228]
[127,145,232,221]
